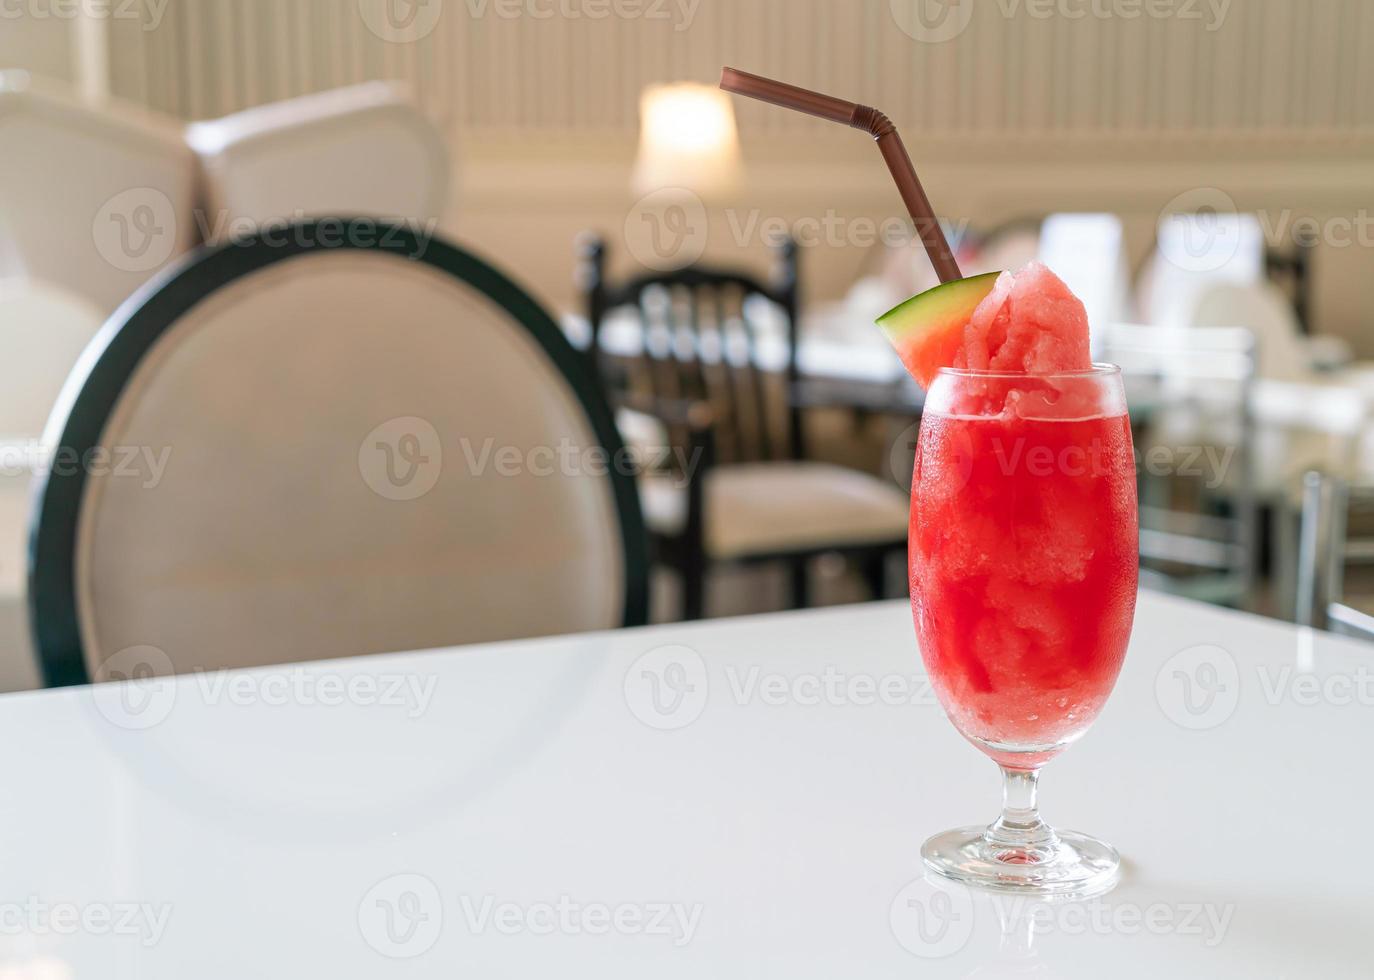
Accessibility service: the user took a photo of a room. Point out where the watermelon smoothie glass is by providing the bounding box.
[912,372,1137,766]
[714,68,1136,897]
[894,264,1138,897]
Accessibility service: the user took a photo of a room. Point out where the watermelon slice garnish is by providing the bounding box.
[876,272,1001,389]
[876,262,1093,389]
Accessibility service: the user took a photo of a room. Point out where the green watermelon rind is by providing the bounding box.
[875,271,1002,339]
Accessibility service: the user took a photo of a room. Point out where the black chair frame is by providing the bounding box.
[577,234,903,619]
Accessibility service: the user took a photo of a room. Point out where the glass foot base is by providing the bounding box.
[921,825,1121,899]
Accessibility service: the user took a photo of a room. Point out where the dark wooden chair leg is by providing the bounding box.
[862,552,888,600]
[789,556,810,609]
[681,552,706,621]
[680,425,712,622]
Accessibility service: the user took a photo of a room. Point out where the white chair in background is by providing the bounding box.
[1187,280,1372,494]
[0,278,105,693]
[185,82,450,242]
[1189,280,1312,382]
[1136,211,1266,328]
[0,70,198,314]
[1101,322,1261,606]
[1037,213,1130,357]
[0,278,106,438]
[1160,280,1373,615]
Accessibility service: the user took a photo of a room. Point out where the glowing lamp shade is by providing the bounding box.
[632,83,742,200]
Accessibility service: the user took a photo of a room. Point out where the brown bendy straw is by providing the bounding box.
[719,66,963,284]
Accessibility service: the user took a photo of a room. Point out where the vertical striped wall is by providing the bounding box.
[103,0,1374,142]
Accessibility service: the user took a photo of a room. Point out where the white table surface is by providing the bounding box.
[0,590,1370,976]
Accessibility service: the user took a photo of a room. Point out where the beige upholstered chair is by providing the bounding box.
[185,82,448,242]
[0,70,198,313]
[29,222,647,686]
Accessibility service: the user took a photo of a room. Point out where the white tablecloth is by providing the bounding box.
[0,592,1367,976]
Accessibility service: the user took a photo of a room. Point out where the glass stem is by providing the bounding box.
[984,766,1058,857]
